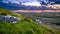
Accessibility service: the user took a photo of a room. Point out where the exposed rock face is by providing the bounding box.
[0,15,21,23]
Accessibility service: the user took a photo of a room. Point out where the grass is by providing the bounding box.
[0,8,60,34]
[32,14,60,18]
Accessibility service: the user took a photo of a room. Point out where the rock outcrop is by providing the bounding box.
[0,15,21,23]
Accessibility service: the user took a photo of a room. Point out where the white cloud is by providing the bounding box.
[21,2,41,7]
[11,1,20,4]
[2,1,9,3]
[46,4,60,9]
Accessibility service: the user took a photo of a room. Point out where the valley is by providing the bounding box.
[12,10,60,31]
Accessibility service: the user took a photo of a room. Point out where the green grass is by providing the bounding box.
[32,14,60,18]
[0,8,60,34]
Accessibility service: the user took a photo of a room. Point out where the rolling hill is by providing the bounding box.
[0,8,60,34]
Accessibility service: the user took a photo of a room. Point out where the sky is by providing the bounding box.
[2,0,60,4]
[0,0,60,10]
[2,0,41,6]
[2,0,49,4]
[2,0,38,3]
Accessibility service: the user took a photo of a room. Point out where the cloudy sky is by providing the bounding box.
[2,0,41,7]
[0,0,60,10]
[2,0,37,3]
[2,0,60,4]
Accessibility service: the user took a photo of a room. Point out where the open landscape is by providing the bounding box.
[0,0,60,34]
[0,8,60,34]
[15,10,60,31]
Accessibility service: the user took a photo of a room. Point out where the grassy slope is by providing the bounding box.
[0,8,60,34]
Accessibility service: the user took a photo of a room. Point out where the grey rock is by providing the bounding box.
[0,15,21,23]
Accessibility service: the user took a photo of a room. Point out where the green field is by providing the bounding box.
[0,8,60,34]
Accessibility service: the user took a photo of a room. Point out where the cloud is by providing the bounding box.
[46,4,60,9]
[2,0,38,4]
[2,0,9,3]
[2,0,20,4]
[21,2,41,7]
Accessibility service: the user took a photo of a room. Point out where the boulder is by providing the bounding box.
[0,15,21,23]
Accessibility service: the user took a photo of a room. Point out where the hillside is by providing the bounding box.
[0,8,60,34]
